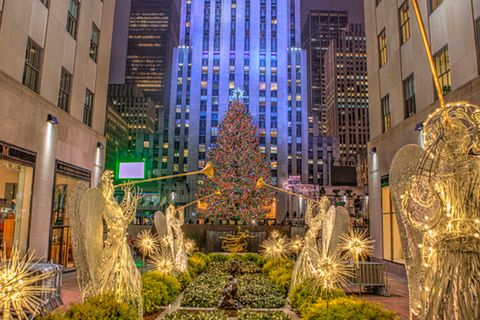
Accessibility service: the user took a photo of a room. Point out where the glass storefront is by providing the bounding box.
[381,175,404,264]
[49,161,91,267]
[0,142,36,258]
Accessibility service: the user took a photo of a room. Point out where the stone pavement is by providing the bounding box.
[61,271,410,319]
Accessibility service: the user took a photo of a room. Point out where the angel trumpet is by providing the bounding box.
[174,190,221,213]
[256,177,320,204]
[115,161,215,188]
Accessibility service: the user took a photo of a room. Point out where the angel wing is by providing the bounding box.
[390,144,434,315]
[68,182,89,294]
[322,205,350,255]
[78,188,105,293]
[154,211,167,239]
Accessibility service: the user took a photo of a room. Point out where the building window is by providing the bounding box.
[404,74,415,118]
[381,176,403,263]
[434,46,451,96]
[90,24,99,62]
[475,17,480,75]
[58,68,72,112]
[22,39,42,93]
[378,29,387,67]
[399,1,411,44]
[66,0,79,39]
[429,0,444,13]
[381,94,391,132]
[83,90,93,127]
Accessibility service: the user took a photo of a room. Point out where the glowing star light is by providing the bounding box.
[150,250,178,277]
[0,248,55,319]
[184,238,197,256]
[308,248,352,297]
[341,230,374,268]
[260,233,291,261]
[290,235,304,257]
[135,230,159,257]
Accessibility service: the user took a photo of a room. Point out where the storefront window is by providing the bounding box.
[381,176,404,264]
[49,162,90,267]
[0,160,34,258]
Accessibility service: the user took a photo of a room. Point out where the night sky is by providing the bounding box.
[108,0,365,84]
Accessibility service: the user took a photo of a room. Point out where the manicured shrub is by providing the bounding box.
[289,281,345,312]
[242,253,266,267]
[177,271,192,289]
[142,272,181,314]
[182,261,286,309]
[262,258,294,296]
[238,309,293,320]
[209,253,229,262]
[39,295,137,320]
[192,251,211,264]
[188,255,207,277]
[301,296,398,320]
[163,310,228,320]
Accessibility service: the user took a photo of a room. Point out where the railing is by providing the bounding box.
[346,262,390,297]
[27,263,63,319]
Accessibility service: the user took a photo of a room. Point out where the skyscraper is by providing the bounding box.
[125,0,179,129]
[167,0,308,220]
[302,10,348,137]
[324,23,369,163]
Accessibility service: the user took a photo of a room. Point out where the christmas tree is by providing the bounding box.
[197,99,275,222]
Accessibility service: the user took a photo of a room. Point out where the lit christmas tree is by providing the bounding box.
[197,99,275,222]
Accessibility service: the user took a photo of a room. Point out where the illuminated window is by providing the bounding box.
[271,83,277,90]
[143,141,149,148]
[399,2,411,44]
[259,83,266,90]
[229,81,235,89]
[434,46,451,96]
[378,29,387,67]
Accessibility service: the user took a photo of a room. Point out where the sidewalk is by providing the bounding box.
[61,271,411,319]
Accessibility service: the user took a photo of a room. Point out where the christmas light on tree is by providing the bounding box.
[197,100,275,222]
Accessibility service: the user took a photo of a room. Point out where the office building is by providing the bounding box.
[104,103,129,171]
[0,0,115,266]
[365,0,480,275]
[167,0,309,220]
[302,10,348,137]
[125,0,179,130]
[324,23,369,163]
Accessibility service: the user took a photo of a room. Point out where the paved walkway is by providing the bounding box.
[61,271,410,319]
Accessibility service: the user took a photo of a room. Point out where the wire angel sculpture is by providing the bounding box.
[154,205,188,272]
[390,102,480,319]
[68,171,143,319]
[290,196,350,292]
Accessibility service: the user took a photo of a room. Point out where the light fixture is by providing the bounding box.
[369,147,376,154]
[415,122,424,131]
[97,142,104,149]
[47,114,58,125]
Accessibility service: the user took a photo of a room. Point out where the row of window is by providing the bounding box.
[22,39,95,127]
[377,0,443,14]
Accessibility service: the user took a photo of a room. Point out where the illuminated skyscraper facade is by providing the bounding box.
[324,24,369,163]
[125,0,179,129]
[167,0,308,220]
[302,10,348,137]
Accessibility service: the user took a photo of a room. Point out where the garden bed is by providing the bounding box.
[162,309,293,319]
[181,261,286,308]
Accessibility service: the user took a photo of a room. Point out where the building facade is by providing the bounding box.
[167,0,309,220]
[105,103,129,171]
[325,23,369,163]
[0,0,114,266]
[365,0,480,275]
[125,0,179,131]
[302,10,348,137]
